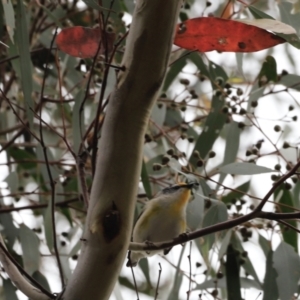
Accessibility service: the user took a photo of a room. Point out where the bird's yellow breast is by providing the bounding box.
[169,189,191,214]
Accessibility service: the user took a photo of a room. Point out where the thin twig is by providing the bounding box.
[129,263,140,300]
[277,219,300,234]
[91,30,129,174]
[0,198,80,214]
[187,241,192,300]
[154,263,162,300]
[38,28,65,288]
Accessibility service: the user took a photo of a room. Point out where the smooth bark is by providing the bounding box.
[62,1,181,299]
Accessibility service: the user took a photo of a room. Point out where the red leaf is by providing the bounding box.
[174,17,285,53]
[56,26,115,58]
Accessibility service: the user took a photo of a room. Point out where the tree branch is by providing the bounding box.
[62,1,182,299]
[130,159,300,252]
[0,235,55,300]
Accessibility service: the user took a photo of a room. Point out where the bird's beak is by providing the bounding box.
[186,182,199,190]
[186,182,199,199]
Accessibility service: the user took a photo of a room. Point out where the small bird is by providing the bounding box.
[126,182,197,267]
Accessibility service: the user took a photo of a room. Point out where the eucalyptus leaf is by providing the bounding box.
[226,244,242,300]
[163,57,187,91]
[32,271,51,292]
[190,94,227,165]
[3,279,18,300]
[44,202,54,251]
[195,277,261,290]
[219,121,240,184]
[19,224,40,275]
[201,201,228,252]
[275,185,298,252]
[273,242,300,300]
[220,162,274,175]
[278,74,300,91]
[218,229,232,259]
[16,0,34,127]
[186,185,204,230]
[263,251,278,300]
[2,0,15,42]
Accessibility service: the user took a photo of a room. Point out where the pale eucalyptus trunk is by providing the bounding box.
[62,1,182,299]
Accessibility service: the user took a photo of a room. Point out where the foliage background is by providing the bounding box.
[1,0,300,299]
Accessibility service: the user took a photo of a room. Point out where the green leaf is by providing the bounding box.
[209,61,228,85]
[263,251,278,300]
[2,0,15,43]
[7,147,37,169]
[150,103,166,133]
[44,202,54,251]
[39,4,63,27]
[201,201,228,252]
[195,277,260,290]
[275,185,298,252]
[19,224,40,275]
[219,162,274,175]
[167,244,186,300]
[82,0,109,11]
[218,229,232,259]
[279,1,300,29]
[199,179,213,196]
[278,74,300,91]
[219,121,240,184]
[258,234,271,257]
[3,279,18,300]
[16,0,34,127]
[247,83,266,112]
[69,239,81,257]
[231,233,260,284]
[273,242,300,300]
[226,244,242,300]
[249,4,300,49]
[120,0,135,13]
[188,52,210,79]
[275,32,300,49]
[0,214,19,248]
[222,181,250,204]
[278,2,300,49]
[248,6,274,20]
[190,94,227,165]
[186,185,204,230]
[223,121,240,166]
[164,107,183,127]
[32,271,51,292]
[141,160,152,199]
[167,271,183,300]
[138,258,151,288]
[163,57,187,91]
[258,56,277,86]
[60,255,71,280]
[59,207,73,227]
[4,171,19,194]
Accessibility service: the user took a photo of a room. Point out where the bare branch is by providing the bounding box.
[0,235,54,300]
[130,159,300,252]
